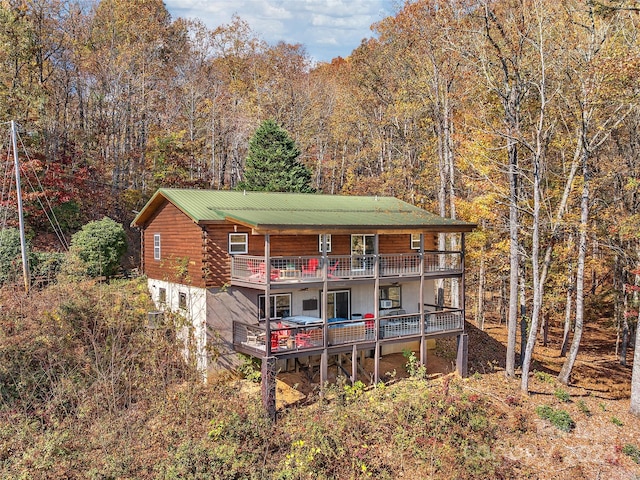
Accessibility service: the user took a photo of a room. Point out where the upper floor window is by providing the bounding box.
[351,234,375,271]
[319,234,332,253]
[154,234,161,260]
[410,233,421,250]
[228,233,248,254]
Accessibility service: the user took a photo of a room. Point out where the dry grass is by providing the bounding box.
[0,279,638,479]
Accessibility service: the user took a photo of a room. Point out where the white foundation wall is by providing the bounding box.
[147,278,208,376]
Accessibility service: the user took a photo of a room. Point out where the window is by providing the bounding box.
[178,292,187,310]
[158,287,166,304]
[410,233,421,250]
[351,234,375,271]
[319,234,332,252]
[154,234,161,260]
[228,233,248,254]
[380,285,401,309]
[258,293,291,320]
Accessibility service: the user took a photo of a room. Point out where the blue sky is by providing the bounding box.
[164,0,396,63]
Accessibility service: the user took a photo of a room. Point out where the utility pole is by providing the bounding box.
[11,120,30,293]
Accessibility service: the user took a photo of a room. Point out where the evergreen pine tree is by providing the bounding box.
[238,119,315,192]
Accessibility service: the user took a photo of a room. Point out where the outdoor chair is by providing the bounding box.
[327,260,339,278]
[301,258,319,275]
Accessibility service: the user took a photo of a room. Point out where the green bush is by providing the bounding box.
[31,251,65,282]
[622,444,640,464]
[554,388,571,403]
[403,349,426,379]
[0,228,24,284]
[68,217,127,278]
[536,405,575,432]
[533,370,554,384]
[576,399,591,416]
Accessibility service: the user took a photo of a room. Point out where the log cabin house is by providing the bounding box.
[132,188,475,412]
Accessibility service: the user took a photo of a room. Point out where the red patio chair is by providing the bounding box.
[258,262,280,281]
[295,332,312,348]
[327,260,339,278]
[364,313,375,329]
[301,258,319,275]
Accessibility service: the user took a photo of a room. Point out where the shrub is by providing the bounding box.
[237,354,261,382]
[403,349,426,379]
[533,370,554,384]
[610,416,623,427]
[622,444,640,464]
[554,388,571,403]
[31,251,65,284]
[67,217,127,278]
[0,228,24,284]
[536,405,575,432]
[576,399,591,416]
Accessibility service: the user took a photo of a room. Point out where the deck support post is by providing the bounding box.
[456,333,468,378]
[374,343,380,384]
[351,344,357,384]
[261,356,277,420]
[320,351,328,388]
[420,337,427,369]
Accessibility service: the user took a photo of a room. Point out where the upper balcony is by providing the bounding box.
[230,251,462,286]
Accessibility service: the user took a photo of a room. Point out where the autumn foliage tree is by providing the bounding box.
[0,0,639,400]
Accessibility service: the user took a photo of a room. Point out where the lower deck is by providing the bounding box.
[232,308,464,360]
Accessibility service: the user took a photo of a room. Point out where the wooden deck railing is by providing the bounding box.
[232,309,463,358]
[230,251,462,285]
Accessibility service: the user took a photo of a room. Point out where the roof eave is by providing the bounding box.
[242,223,476,235]
[131,189,200,227]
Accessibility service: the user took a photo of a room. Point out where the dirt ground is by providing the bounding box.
[274,348,454,404]
[267,319,640,479]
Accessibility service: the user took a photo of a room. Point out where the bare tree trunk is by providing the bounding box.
[561,284,573,357]
[519,261,527,369]
[620,285,629,366]
[476,233,486,330]
[614,254,622,357]
[631,307,640,416]
[559,154,589,385]
[500,275,507,325]
[561,239,574,357]
[521,123,543,392]
[506,153,519,377]
[446,99,459,308]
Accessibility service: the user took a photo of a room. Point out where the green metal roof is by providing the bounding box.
[132,188,475,233]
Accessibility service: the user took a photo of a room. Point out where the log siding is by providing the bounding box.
[141,200,207,288]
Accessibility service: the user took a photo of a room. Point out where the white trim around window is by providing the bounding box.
[228,233,248,254]
[410,233,421,250]
[319,234,332,253]
[153,233,161,260]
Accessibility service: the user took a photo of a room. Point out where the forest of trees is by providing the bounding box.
[1,0,639,404]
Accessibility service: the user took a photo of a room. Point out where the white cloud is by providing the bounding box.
[165,0,394,62]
